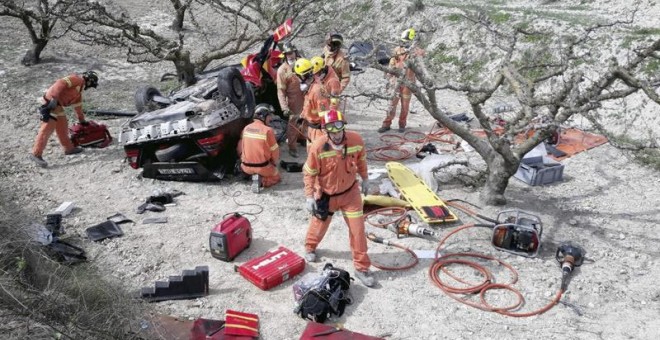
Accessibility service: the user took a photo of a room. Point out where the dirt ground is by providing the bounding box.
[1,1,660,339]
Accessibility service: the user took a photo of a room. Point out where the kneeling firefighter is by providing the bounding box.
[302,109,376,287]
[239,104,281,193]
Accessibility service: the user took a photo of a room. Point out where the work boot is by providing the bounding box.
[289,149,299,158]
[29,154,48,168]
[398,127,406,133]
[65,146,83,155]
[251,174,261,193]
[304,251,317,263]
[354,270,376,287]
[377,126,390,133]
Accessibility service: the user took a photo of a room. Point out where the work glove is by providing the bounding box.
[39,106,56,123]
[305,197,317,214]
[79,120,89,126]
[360,178,370,195]
[282,109,292,118]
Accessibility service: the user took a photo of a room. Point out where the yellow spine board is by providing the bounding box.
[385,162,458,224]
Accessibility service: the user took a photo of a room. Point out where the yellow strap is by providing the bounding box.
[269,144,279,151]
[244,132,267,140]
[225,324,258,333]
[343,210,363,218]
[318,150,336,159]
[346,146,362,154]
[303,163,318,175]
[226,312,259,322]
[62,77,73,88]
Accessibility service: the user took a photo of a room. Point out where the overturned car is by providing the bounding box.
[118,67,256,181]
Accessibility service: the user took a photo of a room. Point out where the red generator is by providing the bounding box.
[69,121,112,148]
[235,246,305,290]
[210,213,252,262]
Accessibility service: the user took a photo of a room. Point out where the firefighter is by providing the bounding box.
[29,71,98,168]
[322,33,351,93]
[240,104,281,193]
[276,42,305,158]
[296,58,340,151]
[378,28,425,133]
[302,109,376,287]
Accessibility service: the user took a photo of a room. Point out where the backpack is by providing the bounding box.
[295,263,353,323]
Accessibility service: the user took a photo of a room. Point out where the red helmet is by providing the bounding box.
[321,110,346,132]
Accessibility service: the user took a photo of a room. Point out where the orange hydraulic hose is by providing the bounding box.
[364,207,419,271]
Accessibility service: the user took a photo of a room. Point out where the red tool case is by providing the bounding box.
[299,322,384,339]
[235,246,305,290]
[69,120,112,148]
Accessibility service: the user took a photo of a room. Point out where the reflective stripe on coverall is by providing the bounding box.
[277,62,305,152]
[32,74,86,157]
[240,120,281,187]
[323,46,351,93]
[382,46,425,129]
[302,131,370,271]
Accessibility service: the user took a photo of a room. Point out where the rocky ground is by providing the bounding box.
[1,1,659,339]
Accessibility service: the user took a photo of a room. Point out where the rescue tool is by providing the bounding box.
[235,246,305,290]
[385,162,458,224]
[491,210,543,257]
[556,242,585,291]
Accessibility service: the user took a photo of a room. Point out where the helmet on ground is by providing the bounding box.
[401,28,416,42]
[321,109,346,132]
[254,103,274,121]
[82,70,99,89]
[294,58,314,79]
[310,56,325,74]
[281,42,297,55]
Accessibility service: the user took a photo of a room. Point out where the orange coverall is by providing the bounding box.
[276,62,305,152]
[32,74,86,157]
[301,69,341,149]
[240,119,281,187]
[302,131,370,271]
[323,46,351,93]
[382,46,425,130]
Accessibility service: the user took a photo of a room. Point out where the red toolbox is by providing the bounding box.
[69,120,112,148]
[299,322,384,339]
[235,246,305,290]
[210,213,252,262]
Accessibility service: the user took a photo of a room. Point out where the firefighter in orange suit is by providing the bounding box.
[29,71,99,168]
[277,42,305,158]
[379,28,425,133]
[302,109,376,287]
[310,56,341,109]
[240,104,281,193]
[322,33,351,93]
[295,58,340,151]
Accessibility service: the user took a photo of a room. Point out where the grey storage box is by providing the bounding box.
[514,156,564,186]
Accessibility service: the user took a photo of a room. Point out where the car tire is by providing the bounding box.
[242,82,256,119]
[135,86,163,113]
[155,144,191,162]
[217,67,248,109]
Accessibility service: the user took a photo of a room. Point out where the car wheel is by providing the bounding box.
[241,82,256,119]
[155,144,191,162]
[217,67,248,109]
[135,86,163,113]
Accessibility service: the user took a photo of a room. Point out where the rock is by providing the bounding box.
[568,219,578,226]
[619,233,625,240]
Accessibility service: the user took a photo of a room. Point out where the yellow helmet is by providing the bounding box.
[401,28,416,42]
[310,56,325,74]
[294,58,313,77]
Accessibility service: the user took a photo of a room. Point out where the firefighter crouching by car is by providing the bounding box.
[29,71,99,168]
[276,42,305,158]
[322,33,351,93]
[239,104,281,193]
[378,28,425,134]
[302,109,376,287]
[295,58,340,152]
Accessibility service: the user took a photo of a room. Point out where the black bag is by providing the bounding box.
[296,263,352,323]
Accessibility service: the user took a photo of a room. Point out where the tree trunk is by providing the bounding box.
[171,51,196,86]
[21,39,48,66]
[480,154,520,205]
[171,9,185,32]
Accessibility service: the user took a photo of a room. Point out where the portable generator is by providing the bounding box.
[491,210,543,257]
[209,213,251,261]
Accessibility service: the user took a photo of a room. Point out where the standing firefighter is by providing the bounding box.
[378,28,425,133]
[322,33,351,93]
[310,56,341,110]
[240,104,281,193]
[277,42,305,158]
[29,71,98,167]
[302,109,376,287]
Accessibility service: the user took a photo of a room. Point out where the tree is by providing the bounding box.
[368,9,660,205]
[68,0,332,86]
[0,0,80,65]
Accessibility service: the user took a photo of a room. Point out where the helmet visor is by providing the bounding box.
[325,120,345,133]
